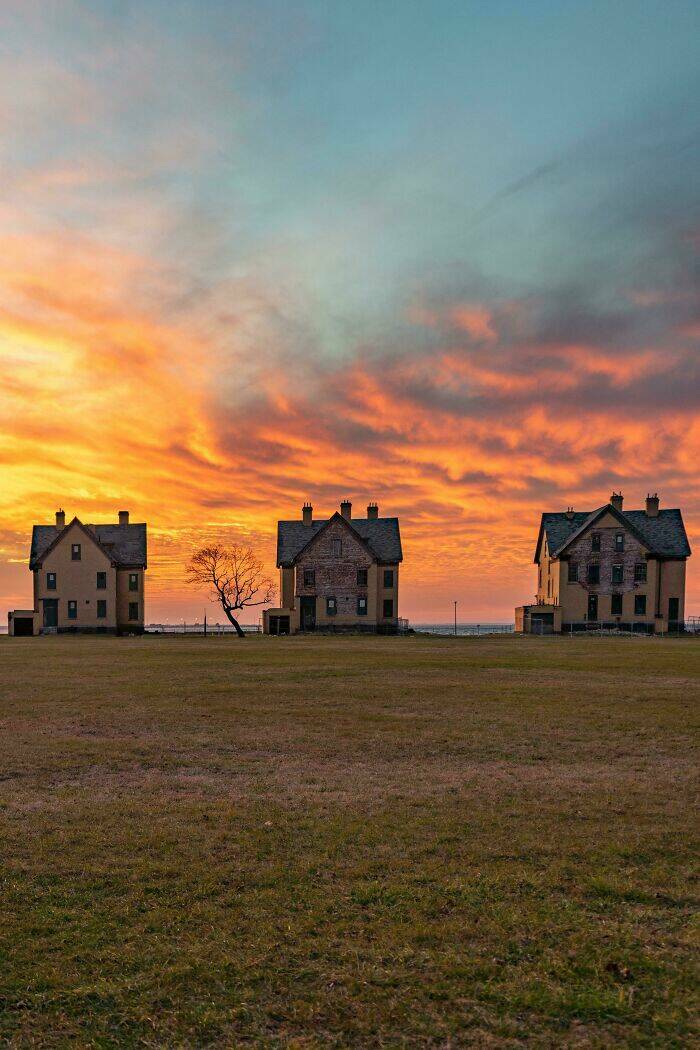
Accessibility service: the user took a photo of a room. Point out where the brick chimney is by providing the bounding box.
[118,510,129,526]
[367,501,378,520]
[302,502,313,526]
[55,509,65,529]
[645,493,659,518]
[340,499,352,520]
[610,492,624,512]
[565,505,574,520]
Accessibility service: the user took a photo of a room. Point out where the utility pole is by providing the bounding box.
[454,600,458,636]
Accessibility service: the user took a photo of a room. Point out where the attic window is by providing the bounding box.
[568,562,578,583]
[615,533,625,552]
[591,533,601,552]
[71,543,81,561]
[332,539,342,557]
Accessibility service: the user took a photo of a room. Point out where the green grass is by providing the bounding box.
[1,634,698,1047]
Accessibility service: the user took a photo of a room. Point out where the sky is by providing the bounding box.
[0,0,699,623]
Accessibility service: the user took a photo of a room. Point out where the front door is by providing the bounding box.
[668,597,680,624]
[587,594,598,622]
[299,596,316,632]
[43,599,58,628]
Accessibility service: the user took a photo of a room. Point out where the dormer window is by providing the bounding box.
[71,543,81,561]
[591,533,601,552]
[615,533,624,552]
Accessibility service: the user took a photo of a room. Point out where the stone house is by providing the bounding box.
[15,509,147,635]
[263,500,403,634]
[516,493,690,633]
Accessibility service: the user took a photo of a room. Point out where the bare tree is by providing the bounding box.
[187,544,275,637]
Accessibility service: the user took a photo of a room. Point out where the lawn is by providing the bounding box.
[0,634,698,1047]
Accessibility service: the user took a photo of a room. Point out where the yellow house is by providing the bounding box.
[516,493,690,634]
[263,500,403,634]
[25,509,147,635]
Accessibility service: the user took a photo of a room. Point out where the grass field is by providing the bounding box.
[1,634,698,1047]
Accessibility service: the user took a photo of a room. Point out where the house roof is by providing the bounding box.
[277,513,403,566]
[30,518,147,569]
[535,504,690,562]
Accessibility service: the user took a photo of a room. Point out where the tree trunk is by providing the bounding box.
[223,608,245,638]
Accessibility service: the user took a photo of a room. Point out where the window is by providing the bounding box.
[46,572,56,590]
[357,596,368,615]
[611,593,623,615]
[383,569,394,588]
[634,562,647,582]
[634,594,647,616]
[71,543,81,561]
[96,572,106,589]
[303,569,315,588]
[326,596,337,616]
[568,562,578,583]
[383,598,394,618]
[357,568,368,586]
[97,600,107,618]
[615,533,625,552]
[128,602,139,621]
[591,533,601,552]
[331,539,342,557]
[587,563,600,584]
[67,600,77,619]
[128,573,138,591]
[612,563,624,585]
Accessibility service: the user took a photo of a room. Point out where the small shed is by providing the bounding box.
[8,609,36,636]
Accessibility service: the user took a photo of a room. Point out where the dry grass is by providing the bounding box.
[1,633,698,1047]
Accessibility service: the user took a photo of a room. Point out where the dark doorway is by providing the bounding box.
[668,597,680,624]
[299,596,316,632]
[530,612,554,635]
[43,599,58,628]
[13,617,33,637]
[269,615,290,636]
[587,594,598,622]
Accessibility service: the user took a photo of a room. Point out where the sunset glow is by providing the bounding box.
[1,2,698,622]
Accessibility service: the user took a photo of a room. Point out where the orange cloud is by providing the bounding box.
[1,224,699,625]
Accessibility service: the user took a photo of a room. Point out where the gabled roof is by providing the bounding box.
[277,512,403,567]
[535,504,690,562]
[30,518,147,569]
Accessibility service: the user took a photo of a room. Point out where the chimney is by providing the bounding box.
[367,501,378,520]
[302,502,313,526]
[340,499,352,520]
[610,492,624,512]
[645,493,659,518]
[118,510,129,526]
[565,506,574,520]
[55,509,65,529]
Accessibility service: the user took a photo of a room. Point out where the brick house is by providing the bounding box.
[14,509,147,635]
[263,500,403,634]
[516,493,690,633]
